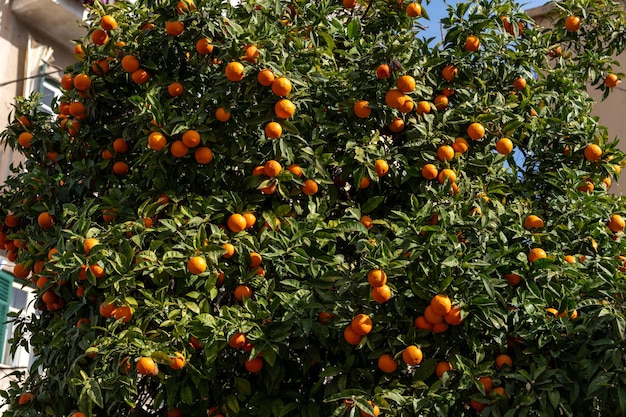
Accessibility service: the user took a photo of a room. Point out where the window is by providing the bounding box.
[39,78,62,115]
[0,272,35,368]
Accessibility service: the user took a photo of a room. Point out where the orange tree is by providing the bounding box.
[2,0,626,415]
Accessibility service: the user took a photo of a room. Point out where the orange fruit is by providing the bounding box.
[467,122,485,140]
[302,179,319,196]
[430,294,452,315]
[397,75,416,93]
[113,305,132,322]
[264,160,283,177]
[432,322,449,333]
[168,82,184,97]
[433,95,449,111]
[513,77,527,90]
[343,326,362,345]
[578,178,594,193]
[229,332,246,348]
[227,214,247,232]
[132,69,151,84]
[258,69,275,86]
[243,44,260,63]
[444,306,463,325]
[424,305,444,324]
[360,215,373,229]
[564,255,576,264]
[182,130,201,148]
[12,263,30,279]
[495,138,513,155]
[187,256,207,274]
[377,353,398,373]
[358,177,370,189]
[495,353,513,369]
[584,144,602,161]
[250,252,263,268]
[271,77,292,96]
[371,285,391,302]
[359,401,380,417]
[284,164,302,177]
[61,74,74,90]
[402,345,423,366]
[275,99,296,119]
[265,122,282,139]
[243,212,256,229]
[442,65,458,82]
[437,145,454,162]
[376,64,391,79]
[195,147,214,164]
[84,237,99,254]
[414,316,433,330]
[546,307,559,317]
[170,140,189,157]
[385,88,404,108]
[523,215,544,229]
[137,357,159,376]
[99,301,116,318]
[452,137,469,153]
[343,0,357,7]
[397,95,414,113]
[608,214,625,233]
[223,243,236,258]
[353,100,372,118]
[148,132,167,151]
[528,248,547,263]
[351,313,372,336]
[503,273,521,286]
[367,269,387,287]
[374,159,389,177]
[416,100,431,115]
[18,132,33,148]
[91,29,109,45]
[92,59,110,75]
[234,285,252,301]
[435,361,452,378]
[37,211,54,229]
[17,393,34,405]
[170,352,185,370]
[73,74,91,91]
[605,73,619,88]
[225,62,245,82]
[113,138,129,153]
[464,35,480,52]
[470,399,487,412]
[215,107,231,122]
[245,357,263,373]
[437,168,456,184]
[388,117,405,133]
[121,55,140,73]
[165,21,185,36]
[176,0,196,14]
[406,3,422,17]
[565,15,581,32]
[195,38,214,55]
[89,263,106,278]
[69,101,86,117]
[113,161,129,175]
[100,15,117,30]
[478,376,493,393]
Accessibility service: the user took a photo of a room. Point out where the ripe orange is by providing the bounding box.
[435,361,452,378]
[168,82,184,97]
[376,64,391,79]
[113,161,129,175]
[165,21,185,36]
[113,305,132,322]
[302,179,319,196]
[351,313,372,336]
[430,294,452,315]
[377,353,398,373]
[564,255,576,264]
[343,0,357,8]
[528,248,547,263]
[187,256,207,274]
[100,15,117,30]
[495,138,513,155]
[353,100,372,118]
[433,95,449,111]
[264,160,282,177]
[415,100,431,116]
[464,35,480,52]
[91,29,109,45]
[17,392,34,405]
[402,345,423,366]
[367,269,387,287]
[256,69,275,88]
[242,212,256,229]
[229,332,246,349]
[265,122,282,139]
[452,137,468,153]
[444,306,463,325]
[84,237,99,254]
[397,95,414,113]
[69,101,86,117]
[608,214,625,233]
[245,357,264,373]
[99,301,116,318]
[388,117,405,133]
[578,178,594,193]
[61,74,73,89]
[227,213,247,232]
[467,122,485,140]
[113,138,129,153]
[121,55,140,73]
[170,140,189,157]
[234,285,252,301]
[275,99,296,119]
[215,107,231,122]
[12,263,30,279]
[343,325,363,345]
[406,3,422,17]
[4,214,18,228]
[195,38,214,55]
[250,252,263,268]
[243,44,260,63]
[385,88,404,108]
[360,214,373,229]
[565,15,581,32]
[195,147,214,164]
[437,168,456,184]
[374,159,389,177]
[371,285,391,302]
[92,59,110,75]
[223,243,236,258]
[523,214,544,229]
[18,132,33,148]
[37,211,54,229]
[442,65,458,82]
[397,75,416,93]
[358,176,370,189]
[73,74,91,91]
[605,73,619,88]
[177,0,196,14]
[437,145,454,162]
[137,357,159,376]
[170,352,185,370]
[513,77,527,90]
[414,316,433,330]
[432,322,449,333]
[584,144,602,161]
[225,62,245,82]
[148,132,167,150]
[271,77,292,96]
[132,69,151,84]
[359,401,380,417]
[495,353,513,369]
[182,130,201,148]
[503,273,521,286]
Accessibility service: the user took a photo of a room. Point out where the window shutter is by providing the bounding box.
[0,271,14,358]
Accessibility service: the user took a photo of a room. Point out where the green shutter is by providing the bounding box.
[0,271,13,360]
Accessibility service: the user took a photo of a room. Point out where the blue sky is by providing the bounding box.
[420,0,549,41]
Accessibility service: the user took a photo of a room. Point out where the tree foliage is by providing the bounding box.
[2,0,626,415]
